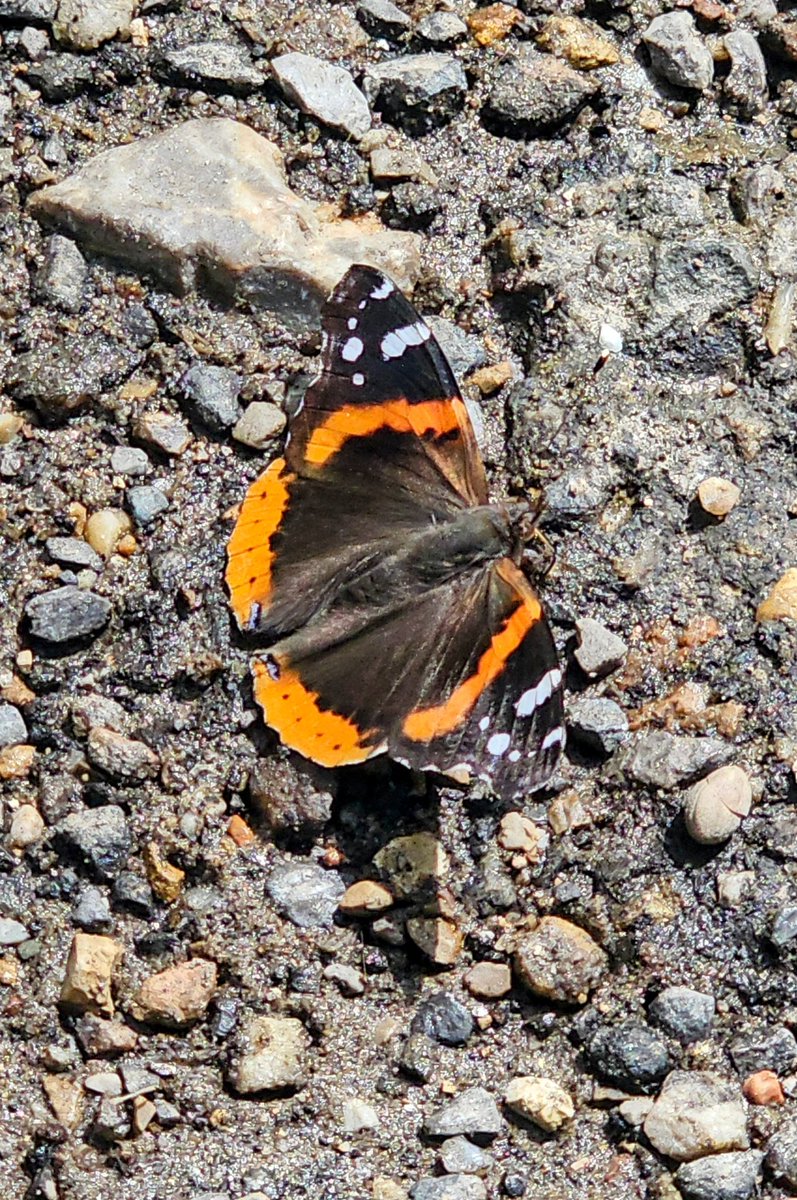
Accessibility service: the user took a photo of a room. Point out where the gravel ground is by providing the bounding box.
[1,1,797,1198]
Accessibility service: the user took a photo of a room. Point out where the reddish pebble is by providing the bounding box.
[743,1070,784,1106]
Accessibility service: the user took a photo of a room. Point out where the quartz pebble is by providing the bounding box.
[697,477,741,518]
[757,568,797,622]
[7,804,45,850]
[110,445,149,476]
[514,916,607,1004]
[411,1179,486,1200]
[232,401,286,449]
[85,509,132,557]
[642,11,714,91]
[683,765,752,845]
[271,52,372,140]
[504,1076,574,1132]
[643,1071,749,1162]
[266,861,344,928]
[341,1099,379,1132]
[439,1136,492,1175]
[0,917,30,945]
[228,1014,309,1094]
[417,11,466,45]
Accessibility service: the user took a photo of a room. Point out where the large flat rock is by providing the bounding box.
[28,117,420,328]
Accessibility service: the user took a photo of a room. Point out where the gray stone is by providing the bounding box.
[363,54,467,133]
[272,51,371,140]
[26,52,94,101]
[567,697,628,754]
[616,732,732,790]
[574,617,627,678]
[29,119,419,330]
[156,41,266,94]
[87,727,160,783]
[425,316,487,379]
[133,412,190,457]
[643,1071,749,1163]
[181,363,242,432]
[45,536,103,573]
[0,0,55,16]
[439,1136,492,1175]
[53,0,135,49]
[232,401,286,449]
[19,25,49,59]
[423,1087,503,1144]
[417,11,467,45]
[323,962,364,996]
[730,1025,797,1077]
[650,239,758,334]
[643,11,714,91]
[25,585,111,644]
[399,1032,437,1082]
[110,446,149,477]
[54,805,131,881]
[676,1150,763,1200]
[411,1178,487,1200]
[10,334,138,421]
[649,987,715,1045]
[767,1119,797,1190]
[71,695,128,736]
[112,871,155,917]
[93,1093,130,1143]
[544,469,608,522]
[0,704,28,749]
[72,885,113,933]
[771,905,797,948]
[730,165,784,226]
[0,917,30,946]
[34,233,86,311]
[357,0,412,38]
[587,1022,671,1094]
[767,217,797,279]
[126,485,169,527]
[723,31,768,118]
[411,991,473,1046]
[485,49,598,136]
[266,861,344,928]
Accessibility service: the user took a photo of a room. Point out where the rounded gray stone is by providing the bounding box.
[0,703,28,749]
[25,585,111,644]
[266,861,345,928]
[649,986,715,1045]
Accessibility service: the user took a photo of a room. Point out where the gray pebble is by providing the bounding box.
[544,469,607,522]
[54,805,132,881]
[17,939,42,961]
[616,732,731,790]
[730,1025,797,1077]
[567,697,628,754]
[25,585,111,645]
[425,316,487,379]
[767,1118,797,1190]
[411,991,473,1046]
[723,31,768,118]
[587,1022,671,1093]
[72,885,113,932]
[110,446,149,477]
[266,861,344,928]
[26,53,94,101]
[181,362,242,432]
[271,52,371,140]
[675,1150,763,1200]
[0,0,55,18]
[121,303,159,349]
[232,401,286,449]
[485,49,598,136]
[19,25,49,59]
[399,1032,437,1083]
[417,11,467,45]
[0,916,30,946]
[439,1136,493,1175]
[642,11,714,91]
[45,536,103,573]
[112,870,156,917]
[157,41,266,95]
[363,53,467,133]
[574,617,627,678]
[771,904,797,948]
[649,986,715,1045]
[0,703,27,749]
[411,1177,486,1200]
[126,484,169,527]
[423,1086,503,1143]
[323,962,364,996]
[730,165,784,226]
[34,233,86,311]
[357,0,412,38]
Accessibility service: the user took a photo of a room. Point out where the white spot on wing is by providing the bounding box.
[540,726,566,752]
[352,372,365,387]
[371,277,394,300]
[478,715,490,732]
[341,336,363,362]
[380,321,431,360]
[347,317,358,330]
[508,749,521,763]
[487,732,511,757]
[358,299,367,310]
[515,667,563,718]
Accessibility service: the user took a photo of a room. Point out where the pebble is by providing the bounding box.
[0,703,27,748]
[683,765,752,844]
[71,694,127,736]
[0,413,23,445]
[411,1179,486,1200]
[742,1070,784,1106]
[72,885,113,933]
[85,509,132,557]
[411,991,473,1046]
[133,411,191,457]
[30,119,419,328]
[399,1032,437,1083]
[766,1118,797,1189]
[53,0,135,49]
[228,1014,309,1094]
[42,1074,84,1131]
[59,932,122,1016]
[34,233,86,311]
[45,535,103,573]
[134,959,218,1027]
[485,49,598,136]
[339,880,394,916]
[157,41,266,94]
[26,52,94,101]
[112,871,155,917]
[87,727,160,783]
[567,697,628,755]
[363,54,467,133]
[717,870,754,910]
[0,917,30,946]
[126,484,170,527]
[0,744,35,781]
[574,617,627,678]
[406,916,463,966]
[643,1071,749,1162]
[110,446,149,477]
[25,585,111,645]
[74,1014,137,1057]
[273,51,372,142]
[425,317,486,378]
[232,401,286,449]
[143,842,185,903]
[514,917,608,1005]
[374,832,449,899]
[756,568,797,622]
[7,804,45,850]
[266,860,344,928]
[467,4,523,47]
[464,962,512,1000]
[181,362,243,432]
[649,986,716,1045]
[439,1136,493,1175]
[54,805,132,881]
[357,0,412,38]
[723,31,768,118]
[84,1069,122,1095]
[323,962,365,996]
[248,760,333,833]
[697,477,741,518]
[617,732,731,790]
[587,1023,671,1093]
[730,1025,797,1077]
[771,905,797,948]
[423,1087,503,1143]
[642,11,714,91]
[766,280,795,355]
[19,25,49,59]
[504,1076,574,1132]
[417,11,467,45]
[675,1149,763,1200]
[536,15,619,69]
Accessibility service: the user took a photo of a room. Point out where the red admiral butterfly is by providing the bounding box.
[226,265,565,799]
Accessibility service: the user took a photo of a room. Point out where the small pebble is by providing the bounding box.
[341,1099,379,1132]
[514,916,607,1004]
[411,1179,486,1200]
[468,3,523,47]
[181,362,243,432]
[642,11,714,91]
[110,445,149,476]
[587,1022,671,1093]
[134,959,217,1027]
[25,585,111,645]
[232,401,286,449]
[567,697,628,755]
[85,509,132,557]
[374,832,449,898]
[406,916,463,965]
[266,861,344,928]
[683,765,752,845]
[574,617,627,678]
[536,14,619,69]
[463,962,511,1000]
[271,50,372,140]
[643,1071,749,1162]
[649,986,715,1044]
[7,804,45,850]
[697,477,741,518]
[730,1025,797,1077]
[45,535,103,573]
[423,1086,503,1143]
[34,233,86,311]
[417,11,467,45]
[228,1014,309,1094]
[133,411,191,457]
[757,568,797,622]
[356,0,412,39]
[504,1075,574,1132]
[72,885,113,933]
[0,917,30,946]
[127,484,169,527]
[411,991,473,1046]
[87,727,160,783]
[675,1149,763,1200]
[0,703,27,749]
[766,1119,797,1190]
[54,805,131,881]
[323,962,365,996]
[59,933,123,1016]
[439,1136,493,1175]
[742,1070,785,1105]
[339,879,394,916]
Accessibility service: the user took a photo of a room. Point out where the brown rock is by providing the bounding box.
[42,1074,84,1130]
[743,1070,785,1106]
[514,917,607,1004]
[143,841,185,902]
[498,811,540,852]
[504,1075,574,1131]
[406,916,463,966]
[227,813,256,846]
[134,958,217,1027]
[0,956,18,986]
[87,727,160,782]
[60,933,122,1016]
[537,14,619,69]
[133,411,191,457]
[468,3,523,46]
[470,361,514,395]
[464,961,512,999]
[697,476,741,518]
[757,569,797,622]
[74,1014,138,1057]
[339,880,394,916]
[0,744,35,780]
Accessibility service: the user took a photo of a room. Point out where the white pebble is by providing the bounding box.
[683,765,752,845]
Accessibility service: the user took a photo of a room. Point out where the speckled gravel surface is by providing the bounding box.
[1,1,797,1199]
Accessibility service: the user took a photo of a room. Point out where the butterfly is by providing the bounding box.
[226,264,565,800]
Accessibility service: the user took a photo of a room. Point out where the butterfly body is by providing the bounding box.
[226,264,565,799]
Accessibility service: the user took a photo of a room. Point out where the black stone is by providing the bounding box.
[587,1022,672,1093]
[411,990,474,1046]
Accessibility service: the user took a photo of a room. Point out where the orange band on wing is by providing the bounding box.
[252,656,383,768]
[402,568,542,743]
[225,458,294,628]
[303,398,462,467]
